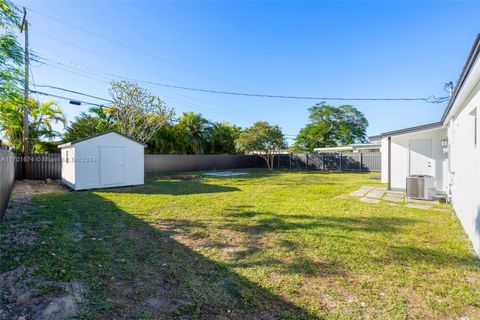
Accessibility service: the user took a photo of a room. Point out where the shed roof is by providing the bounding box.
[58,130,147,148]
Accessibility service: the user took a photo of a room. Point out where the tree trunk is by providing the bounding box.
[262,154,271,171]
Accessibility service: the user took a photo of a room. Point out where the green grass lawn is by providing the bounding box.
[2,169,480,319]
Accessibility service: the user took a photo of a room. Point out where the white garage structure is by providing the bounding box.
[59,131,146,191]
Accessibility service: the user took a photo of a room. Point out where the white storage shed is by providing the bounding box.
[58,131,146,191]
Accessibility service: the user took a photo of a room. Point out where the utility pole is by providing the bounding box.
[20,7,29,179]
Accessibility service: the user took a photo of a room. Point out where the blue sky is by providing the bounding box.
[15,0,480,143]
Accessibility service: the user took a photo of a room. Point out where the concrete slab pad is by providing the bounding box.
[405,204,432,210]
[350,186,376,197]
[365,188,386,199]
[384,195,404,203]
[386,190,405,196]
[433,208,452,213]
[360,197,380,204]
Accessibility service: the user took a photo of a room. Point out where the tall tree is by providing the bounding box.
[0,0,22,102]
[294,103,368,151]
[148,124,179,154]
[89,106,115,130]
[0,98,66,152]
[236,121,286,171]
[175,112,209,154]
[206,121,241,154]
[63,109,114,143]
[148,116,241,155]
[109,81,174,143]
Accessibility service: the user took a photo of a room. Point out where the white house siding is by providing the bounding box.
[380,127,447,191]
[376,34,480,254]
[60,147,75,189]
[74,133,144,190]
[447,81,480,254]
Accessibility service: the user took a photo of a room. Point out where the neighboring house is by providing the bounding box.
[313,143,380,153]
[372,34,480,254]
[58,130,146,191]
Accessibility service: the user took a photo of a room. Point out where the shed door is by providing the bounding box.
[409,139,433,176]
[99,146,125,186]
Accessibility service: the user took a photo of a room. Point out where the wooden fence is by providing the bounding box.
[0,149,16,221]
[14,153,62,180]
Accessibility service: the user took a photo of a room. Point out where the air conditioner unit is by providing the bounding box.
[406,175,434,200]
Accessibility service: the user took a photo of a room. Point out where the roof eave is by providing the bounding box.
[379,122,444,137]
[59,130,147,147]
[441,33,480,124]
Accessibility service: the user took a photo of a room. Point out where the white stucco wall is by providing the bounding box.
[61,132,144,191]
[378,36,480,254]
[381,127,447,190]
[60,147,75,189]
[447,80,480,254]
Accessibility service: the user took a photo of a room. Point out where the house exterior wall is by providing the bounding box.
[446,80,480,254]
[62,133,144,191]
[380,127,447,190]
[60,147,75,189]
[378,35,480,254]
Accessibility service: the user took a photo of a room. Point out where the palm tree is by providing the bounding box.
[0,98,66,152]
[89,106,115,131]
[177,112,209,154]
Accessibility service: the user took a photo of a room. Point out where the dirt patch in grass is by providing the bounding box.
[3,171,480,319]
[0,180,85,320]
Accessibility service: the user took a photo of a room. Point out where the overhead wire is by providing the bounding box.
[30,49,449,103]
[30,90,108,108]
[26,6,248,89]
[31,51,259,122]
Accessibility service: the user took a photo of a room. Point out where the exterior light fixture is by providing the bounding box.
[441,139,448,148]
[441,138,449,154]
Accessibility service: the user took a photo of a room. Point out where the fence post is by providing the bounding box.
[339,153,342,171]
[305,153,309,170]
[289,153,292,169]
[360,153,363,172]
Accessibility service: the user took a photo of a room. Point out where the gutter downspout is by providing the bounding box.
[388,136,392,191]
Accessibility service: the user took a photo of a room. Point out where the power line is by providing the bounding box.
[34,84,112,102]
[31,49,449,104]
[26,6,246,89]
[30,88,301,136]
[30,52,261,122]
[30,30,182,84]
[30,90,108,108]
[33,82,257,123]
[26,5,314,113]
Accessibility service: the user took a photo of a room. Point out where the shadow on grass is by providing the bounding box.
[100,180,240,195]
[27,192,313,319]
[223,208,419,234]
[219,206,480,269]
